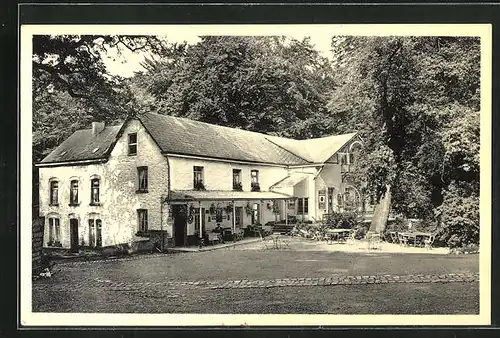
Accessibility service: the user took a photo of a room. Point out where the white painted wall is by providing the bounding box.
[168,156,289,192]
[39,119,170,249]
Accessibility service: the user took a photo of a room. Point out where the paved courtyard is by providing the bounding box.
[32,238,480,314]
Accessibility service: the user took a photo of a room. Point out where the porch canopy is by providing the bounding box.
[270,173,309,189]
[168,190,294,201]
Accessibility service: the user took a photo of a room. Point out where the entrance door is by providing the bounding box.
[69,219,79,253]
[328,187,335,213]
[173,205,187,247]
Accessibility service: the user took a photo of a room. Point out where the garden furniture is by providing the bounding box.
[423,234,436,249]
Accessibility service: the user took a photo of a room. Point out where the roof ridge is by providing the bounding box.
[141,111,300,141]
[265,137,311,163]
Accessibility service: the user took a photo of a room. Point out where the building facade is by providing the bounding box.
[37,112,364,251]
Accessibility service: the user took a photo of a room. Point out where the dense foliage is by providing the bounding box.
[328,36,480,247]
[132,36,336,139]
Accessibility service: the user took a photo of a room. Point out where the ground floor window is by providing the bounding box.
[48,217,61,246]
[297,198,309,215]
[235,207,243,226]
[194,208,201,232]
[88,219,102,247]
[251,203,260,224]
[138,209,148,233]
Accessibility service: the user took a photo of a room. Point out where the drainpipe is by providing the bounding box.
[160,195,164,252]
[162,155,172,251]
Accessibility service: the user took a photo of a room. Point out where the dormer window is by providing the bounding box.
[128,133,137,155]
[49,180,59,206]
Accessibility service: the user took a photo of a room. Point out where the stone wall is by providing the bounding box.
[32,217,44,274]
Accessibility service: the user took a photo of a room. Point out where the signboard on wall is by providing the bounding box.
[318,189,326,209]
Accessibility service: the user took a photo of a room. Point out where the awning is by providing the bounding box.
[168,190,295,202]
[270,173,309,189]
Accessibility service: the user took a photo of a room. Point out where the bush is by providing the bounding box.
[449,243,479,255]
[323,212,358,229]
[435,182,479,248]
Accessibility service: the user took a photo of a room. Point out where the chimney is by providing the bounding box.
[92,122,105,135]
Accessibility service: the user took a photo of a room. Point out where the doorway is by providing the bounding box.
[172,205,187,247]
[69,219,79,253]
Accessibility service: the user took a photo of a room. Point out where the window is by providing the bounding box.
[297,198,309,214]
[49,181,59,206]
[349,153,355,165]
[137,166,148,192]
[251,203,260,224]
[69,180,79,205]
[90,178,100,205]
[251,170,260,191]
[128,133,137,155]
[88,218,102,247]
[215,208,223,223]
[232,169,242,190]
[138,209,148,233]
[193,166,205,190]
[194,208,201,233]
[340,153,348,165]
[235,207,243,226]
[47,217,61,246]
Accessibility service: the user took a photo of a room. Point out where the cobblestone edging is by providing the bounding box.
[33,272,479,292]
[52,252,173,266]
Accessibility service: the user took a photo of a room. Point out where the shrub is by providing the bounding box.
[435,182,479,248]
[323,212,358,229]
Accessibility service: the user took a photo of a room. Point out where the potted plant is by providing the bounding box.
[272,203,280,214]
[245,202,252,216]
[251,182,260,192]
[194,181,206,191]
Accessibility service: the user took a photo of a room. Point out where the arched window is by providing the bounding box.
[69,179,79,205]
[90,176,100,205]
[47,215,61,247]
[88,217,102,247]
[348,141,363,165]
[49,179,59,206]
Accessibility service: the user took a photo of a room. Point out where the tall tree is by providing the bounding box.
[329,36,480,245]
[132,36,336,139]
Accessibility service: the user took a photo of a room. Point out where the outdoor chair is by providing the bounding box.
[259,232,272,250]
[367,233,382,251]
[208,233,221,245]
[424,234,436,249]
[390,232,399,244]
[280,235,291,249]
[346,231,356,245]
[398,233,408,246]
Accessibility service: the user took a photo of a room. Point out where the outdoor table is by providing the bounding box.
[326,228,351,242]
[399,232,432,247]
[269,232,281,249]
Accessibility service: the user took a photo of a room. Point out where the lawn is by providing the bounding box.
[32,238,480,314]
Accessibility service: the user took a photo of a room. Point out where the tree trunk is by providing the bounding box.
[369,184,392,233]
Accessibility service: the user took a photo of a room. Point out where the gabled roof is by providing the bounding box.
[39,112,358,166]
[40,125,122,164]
[266,132,358,163]
[138,112,308,165]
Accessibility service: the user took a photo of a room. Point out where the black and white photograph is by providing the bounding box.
[20,23,491,326]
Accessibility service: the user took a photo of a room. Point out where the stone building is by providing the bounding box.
[36,112,364,251]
